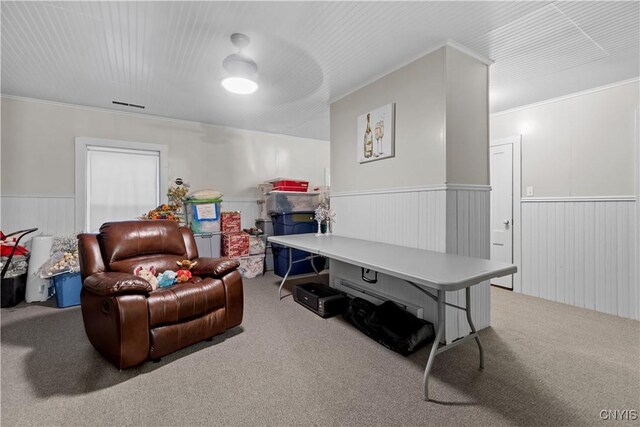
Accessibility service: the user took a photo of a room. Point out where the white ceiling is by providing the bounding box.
[2,1,638,141]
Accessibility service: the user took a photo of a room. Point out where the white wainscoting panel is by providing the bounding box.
[521,199,638,320]
[1,195,76,240]
[446,190,491,340]
[330,187,490,343]
[0,195,260,241]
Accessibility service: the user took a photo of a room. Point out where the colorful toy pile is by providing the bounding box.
[133,259,198,289]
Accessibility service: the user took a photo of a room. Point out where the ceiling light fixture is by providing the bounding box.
[221,33,258,95]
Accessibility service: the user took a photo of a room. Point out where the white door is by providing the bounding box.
[490,144,513,288]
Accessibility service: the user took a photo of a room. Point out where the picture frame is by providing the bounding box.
[357,103,395,163]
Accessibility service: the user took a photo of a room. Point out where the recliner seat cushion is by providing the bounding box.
[147,277,225,327]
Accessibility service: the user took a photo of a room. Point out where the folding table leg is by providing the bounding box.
[423,289,445,401]
[466,287,484,369]
[278,247,294,300]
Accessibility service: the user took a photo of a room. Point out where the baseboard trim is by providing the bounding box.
[521,196,636,203]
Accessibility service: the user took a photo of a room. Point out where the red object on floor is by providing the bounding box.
[0,232,28,257]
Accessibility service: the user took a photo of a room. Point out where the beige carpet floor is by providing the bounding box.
[1,272,638,426]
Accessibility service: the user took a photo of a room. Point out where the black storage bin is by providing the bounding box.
[1,275,27,308]
[272,243,325,277]
[1,227,38,308]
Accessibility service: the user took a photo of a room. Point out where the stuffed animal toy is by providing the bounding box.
[176,259,197,270]
[134,265,158,291]
[176,269,192,283]
[157,270,177,288]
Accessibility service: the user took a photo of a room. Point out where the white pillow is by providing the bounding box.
[189,189,222,200]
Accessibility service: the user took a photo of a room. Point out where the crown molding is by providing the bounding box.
[491,78,640,117]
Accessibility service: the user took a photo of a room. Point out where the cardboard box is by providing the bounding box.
[221,211,241,233]
[222,232,249,257]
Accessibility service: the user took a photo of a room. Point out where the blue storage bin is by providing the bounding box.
[271,212,317,236]
[271,212,325,277]
[52,272,82,308]
[272,243,325,277]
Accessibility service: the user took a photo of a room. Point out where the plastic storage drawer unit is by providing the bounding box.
[52,272,82,308]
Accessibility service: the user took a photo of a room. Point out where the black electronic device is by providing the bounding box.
[293,283,348,318]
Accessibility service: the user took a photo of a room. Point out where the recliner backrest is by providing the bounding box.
[98,220,196,274]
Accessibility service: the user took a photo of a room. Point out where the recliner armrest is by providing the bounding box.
[192,257,240,278]
[83,272,153,296]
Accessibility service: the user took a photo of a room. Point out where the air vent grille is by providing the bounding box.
[112,101,145,109]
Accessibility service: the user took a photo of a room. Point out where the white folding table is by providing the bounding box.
[268,233,517,400]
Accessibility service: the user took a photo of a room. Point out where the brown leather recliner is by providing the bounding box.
[77,220,243,369]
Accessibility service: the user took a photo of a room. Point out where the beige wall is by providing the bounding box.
[330,45,489,193]
[491,81,639,197]
[445,46,489,185]
[330,47,446,193]
[1,97,329,197]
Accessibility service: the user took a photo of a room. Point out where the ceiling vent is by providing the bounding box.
[112,101,145,109]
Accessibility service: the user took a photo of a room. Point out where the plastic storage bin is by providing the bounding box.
[193,233,221,258]
[1,274,27,308]
[266,191,320,214]
[185,200,221,234]
[271,212,316,236]
[271,213,323,277]
[272,244,325,277]
[1,227,38,307]
[52,272,82,308]
[267,179,309,192]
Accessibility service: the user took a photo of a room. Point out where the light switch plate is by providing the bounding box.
[526,186,534,196]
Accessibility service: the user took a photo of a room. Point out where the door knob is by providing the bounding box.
[503,219,510,225]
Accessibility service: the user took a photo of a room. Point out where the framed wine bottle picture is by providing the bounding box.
[357,103,395,163]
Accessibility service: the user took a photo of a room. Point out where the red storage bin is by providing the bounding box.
[268,179,309,192]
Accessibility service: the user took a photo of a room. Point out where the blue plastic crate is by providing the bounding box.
[272,243,325,277]
[271,212,317,236]
[52,272,82,308]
